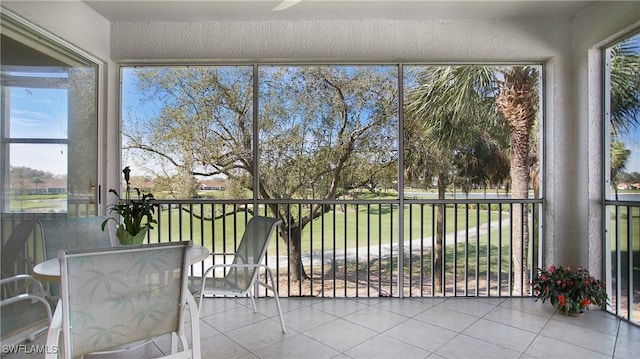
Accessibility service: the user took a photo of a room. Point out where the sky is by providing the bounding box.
[622,131,640,174]
[8,86,68,176]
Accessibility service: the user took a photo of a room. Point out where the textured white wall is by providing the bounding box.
[2,1,110,62]
[111,18,567,62]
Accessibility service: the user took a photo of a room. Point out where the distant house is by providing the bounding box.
[11,177,67,194]
[127,178,154,193]
[200,179,227,191]
[617,183,630,190]
[617,182,640,190]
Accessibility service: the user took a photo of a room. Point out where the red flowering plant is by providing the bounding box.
[531,266,608,314]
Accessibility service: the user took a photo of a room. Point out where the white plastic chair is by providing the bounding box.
[39,216,117,260]
[1,220,52,346]
[190,216,286,333]
[0,274,52,346]
[45,241,200,359]
[38,216,117,301]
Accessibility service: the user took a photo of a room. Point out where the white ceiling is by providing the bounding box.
[82,0,597,22]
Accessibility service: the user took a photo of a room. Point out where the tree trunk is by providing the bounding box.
[281,223,310,283]
[496,68,537,295]
[434,173,446,294]
[509,132,530,295]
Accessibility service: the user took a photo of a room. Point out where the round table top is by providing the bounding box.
[32,244,210,282]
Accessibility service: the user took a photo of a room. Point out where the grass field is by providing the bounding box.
[607,205,640,322]
[9,193,66,212]
[149,203,514,252]
[149,203,524,294]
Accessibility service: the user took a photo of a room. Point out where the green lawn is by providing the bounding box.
[9,193,66,212]
[149,203,514,256]
[609,206,640,252]
[608,206,640,299]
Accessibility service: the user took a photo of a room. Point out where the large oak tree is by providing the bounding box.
[123,65,398,282]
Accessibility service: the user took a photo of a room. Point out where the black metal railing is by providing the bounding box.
[146,197,543,298]
[605,200,640,325]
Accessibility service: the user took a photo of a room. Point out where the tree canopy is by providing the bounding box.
[123,65,399,280]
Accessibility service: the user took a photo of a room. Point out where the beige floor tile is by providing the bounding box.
[201,305,271,333]
[311,298,372,317]
[462,318,537,353]
[303,318,377,352]
[2,298,634,359]
[541,318,617,356]
[385,318,458,352]
[345,333,431,359]
[435,334,521,359]
[414,305,479,332]
[281,306,338,332]
[373,297,438,317]
[524,335,611,359]
[435,297,497,317]
[342,306,409,332]
[483,306,550,333]
[225,319,292,352]
[252,333,340,359]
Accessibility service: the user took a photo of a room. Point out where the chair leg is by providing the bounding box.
[265,267,286,333]
[45,300,63,359]
[249,288,257,313]
[197,291,204,315]
[186,294,201,359]
[170,332,178,354]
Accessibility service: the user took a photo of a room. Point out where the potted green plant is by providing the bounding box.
[531,265,608,315]
[101,166,157,245]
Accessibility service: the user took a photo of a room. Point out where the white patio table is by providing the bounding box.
[32,244,209,283]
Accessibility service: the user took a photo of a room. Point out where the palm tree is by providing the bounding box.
[609,40,640,137]
[495,67,539,294]
[405,65,539,295]
[405,65,509,293]
[608,39,640,198]
[403,120,452,293]
[453,132,510,197]
[610,140,631,199]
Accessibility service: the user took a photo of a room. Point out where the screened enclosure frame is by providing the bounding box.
[602,29,640,324]
[118,61,546,298]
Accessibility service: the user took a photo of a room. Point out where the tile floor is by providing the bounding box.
[4,297,639,358]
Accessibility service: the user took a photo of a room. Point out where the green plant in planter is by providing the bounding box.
[101,166,157,245]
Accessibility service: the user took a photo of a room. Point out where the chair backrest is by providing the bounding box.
[39,216,115,261]
[58,241,192,357]
[1,220,38,278]
[226,216,282,292]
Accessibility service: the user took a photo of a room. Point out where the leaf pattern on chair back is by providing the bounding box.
[226,216,279,292]
[63,245,184,356]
